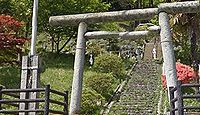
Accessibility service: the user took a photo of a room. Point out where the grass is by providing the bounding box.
[0,52,129,114]
[0,52,129,91]
[0,66,21,88]
[0,53,75,91]
[40,53,100,92]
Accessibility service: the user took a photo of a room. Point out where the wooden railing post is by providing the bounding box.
[19,56,29,115]
[29,55,40,115]
[177,81,183,115]
[169,87,175,115]
[0,86,3,110]
[64,91,68,115]
[44,85,50,115]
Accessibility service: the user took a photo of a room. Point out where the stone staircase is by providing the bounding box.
[108,61,161,115]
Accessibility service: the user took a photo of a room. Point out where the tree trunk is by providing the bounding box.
[149,0,153,7]
[56,36,60,54]
[58,31,75,53]
[188,14,199,92]
[25,21,30,38]
[134,0,142,28]
[139,0,142,8]
[166,0,171,2]
[51,36,55,52]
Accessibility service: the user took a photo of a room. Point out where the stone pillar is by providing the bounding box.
[159,12,179,113]
[69,22,87,115]
[159,12,178,89]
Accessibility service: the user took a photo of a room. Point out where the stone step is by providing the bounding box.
[115,103,154,108]
[118,101,154,105]
[125,82,158,86]
[185,112,200,115]
[120,94,155,98]
[108,62,160,115]
[122,89,158,93]
[121,91,155,95]
[124,86,157,91]
[119,98,156,102]
[128,77,158,81]
[111,109,154,114]
[121,92,155,95]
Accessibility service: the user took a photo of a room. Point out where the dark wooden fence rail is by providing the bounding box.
[169,81,200,115]
[0,85,68,115]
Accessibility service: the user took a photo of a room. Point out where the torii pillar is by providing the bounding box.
[159,12,179,112]
[69,22,87,115]
[159,12,178,91]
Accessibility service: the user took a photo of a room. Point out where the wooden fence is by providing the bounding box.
[0,85,68,115]
[169,81,200,115]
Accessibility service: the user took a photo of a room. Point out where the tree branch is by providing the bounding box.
[58,31,76,53]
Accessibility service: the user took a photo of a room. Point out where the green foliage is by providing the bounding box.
[184,99,200,112]
[11,0,33,32]
[86,39,107,56]
[0,0,13,14]
[106,38,121,52]
[2,0,112,54]
[150,16,159,25]
[174,46,191,65]
[123,57,136,70]
[0,66,20,88]
[37,0,111,53]
[85,72,116,99]
[170,14,200,65]
[94,53,126,80]
[135,24,149,31]
[91,22,125,31]
[81,88,105,114]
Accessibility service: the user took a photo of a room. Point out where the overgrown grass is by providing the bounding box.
[0,66,20,88]
[0,52,125,90]
[0,52,127,114]
[40,53,75,92]
[40,53,103,92]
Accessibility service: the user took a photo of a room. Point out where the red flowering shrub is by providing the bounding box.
[161,62,196,88]
[0,15,23,31]
[0,15,28,64]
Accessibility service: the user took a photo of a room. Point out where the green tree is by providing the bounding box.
[0,0,13,14]
[37,0,110,53]
[11,0,33,38]
[5,0,111,53]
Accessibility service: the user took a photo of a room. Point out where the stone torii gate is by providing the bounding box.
[49,1,200,115]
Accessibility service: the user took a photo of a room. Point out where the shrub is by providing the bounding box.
[122,57,136,70]
[161,62,196,88]
[0,15,28,64]
[85,72,116,99]
[86,40,107,56]
[81,88,105,114]
[93,53,126,80]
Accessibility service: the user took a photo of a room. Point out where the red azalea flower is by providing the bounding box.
[161,62,196,88]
